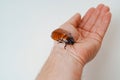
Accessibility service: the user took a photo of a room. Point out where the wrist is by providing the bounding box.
[50,44,84,80]
[37,43,84,80]
[53,43,85,67]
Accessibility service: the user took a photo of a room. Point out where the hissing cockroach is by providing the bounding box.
[51,28,75,48]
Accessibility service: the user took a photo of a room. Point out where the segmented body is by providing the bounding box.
[51,28,75,48]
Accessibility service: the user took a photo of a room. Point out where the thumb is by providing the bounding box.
[65,13,81,28]
[59,13,81,41]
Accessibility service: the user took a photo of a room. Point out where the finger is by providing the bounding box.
[80,8,95,28]
[96,4,104,10]
[96,12,112,38]
[60,13,81,41]
[83,4,104,31]
[82,9,100,31]
[65,13,81,28]
[80,4,104,28]
[91,5,110,32]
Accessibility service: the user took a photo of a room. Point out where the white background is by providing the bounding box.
[0,0,120,80]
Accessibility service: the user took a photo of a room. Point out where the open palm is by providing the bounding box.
[60,4,111,65]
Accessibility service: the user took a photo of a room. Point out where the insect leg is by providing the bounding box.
[64,43,67,49]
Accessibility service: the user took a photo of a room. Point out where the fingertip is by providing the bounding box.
[75,13,81,17]
[104,5,110,11]
[74,13,81,21]
[65,13,81,28]
[87,7,96,12]
[97,4,110,12]
[80,7,95,27]
[82,7,95,19]
[89,7,96,10]
[96,3,104,9]
[97,3,105,7]
[86,7,96,15]
[105,12,112,22]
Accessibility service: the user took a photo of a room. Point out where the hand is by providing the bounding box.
[37,4,112,80]
[56,4,111,66]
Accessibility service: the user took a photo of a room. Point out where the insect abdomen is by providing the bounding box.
[51,28,75,46]
[51,28,67,40]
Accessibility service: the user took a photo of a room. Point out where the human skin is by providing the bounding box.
[36,4,112,80]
